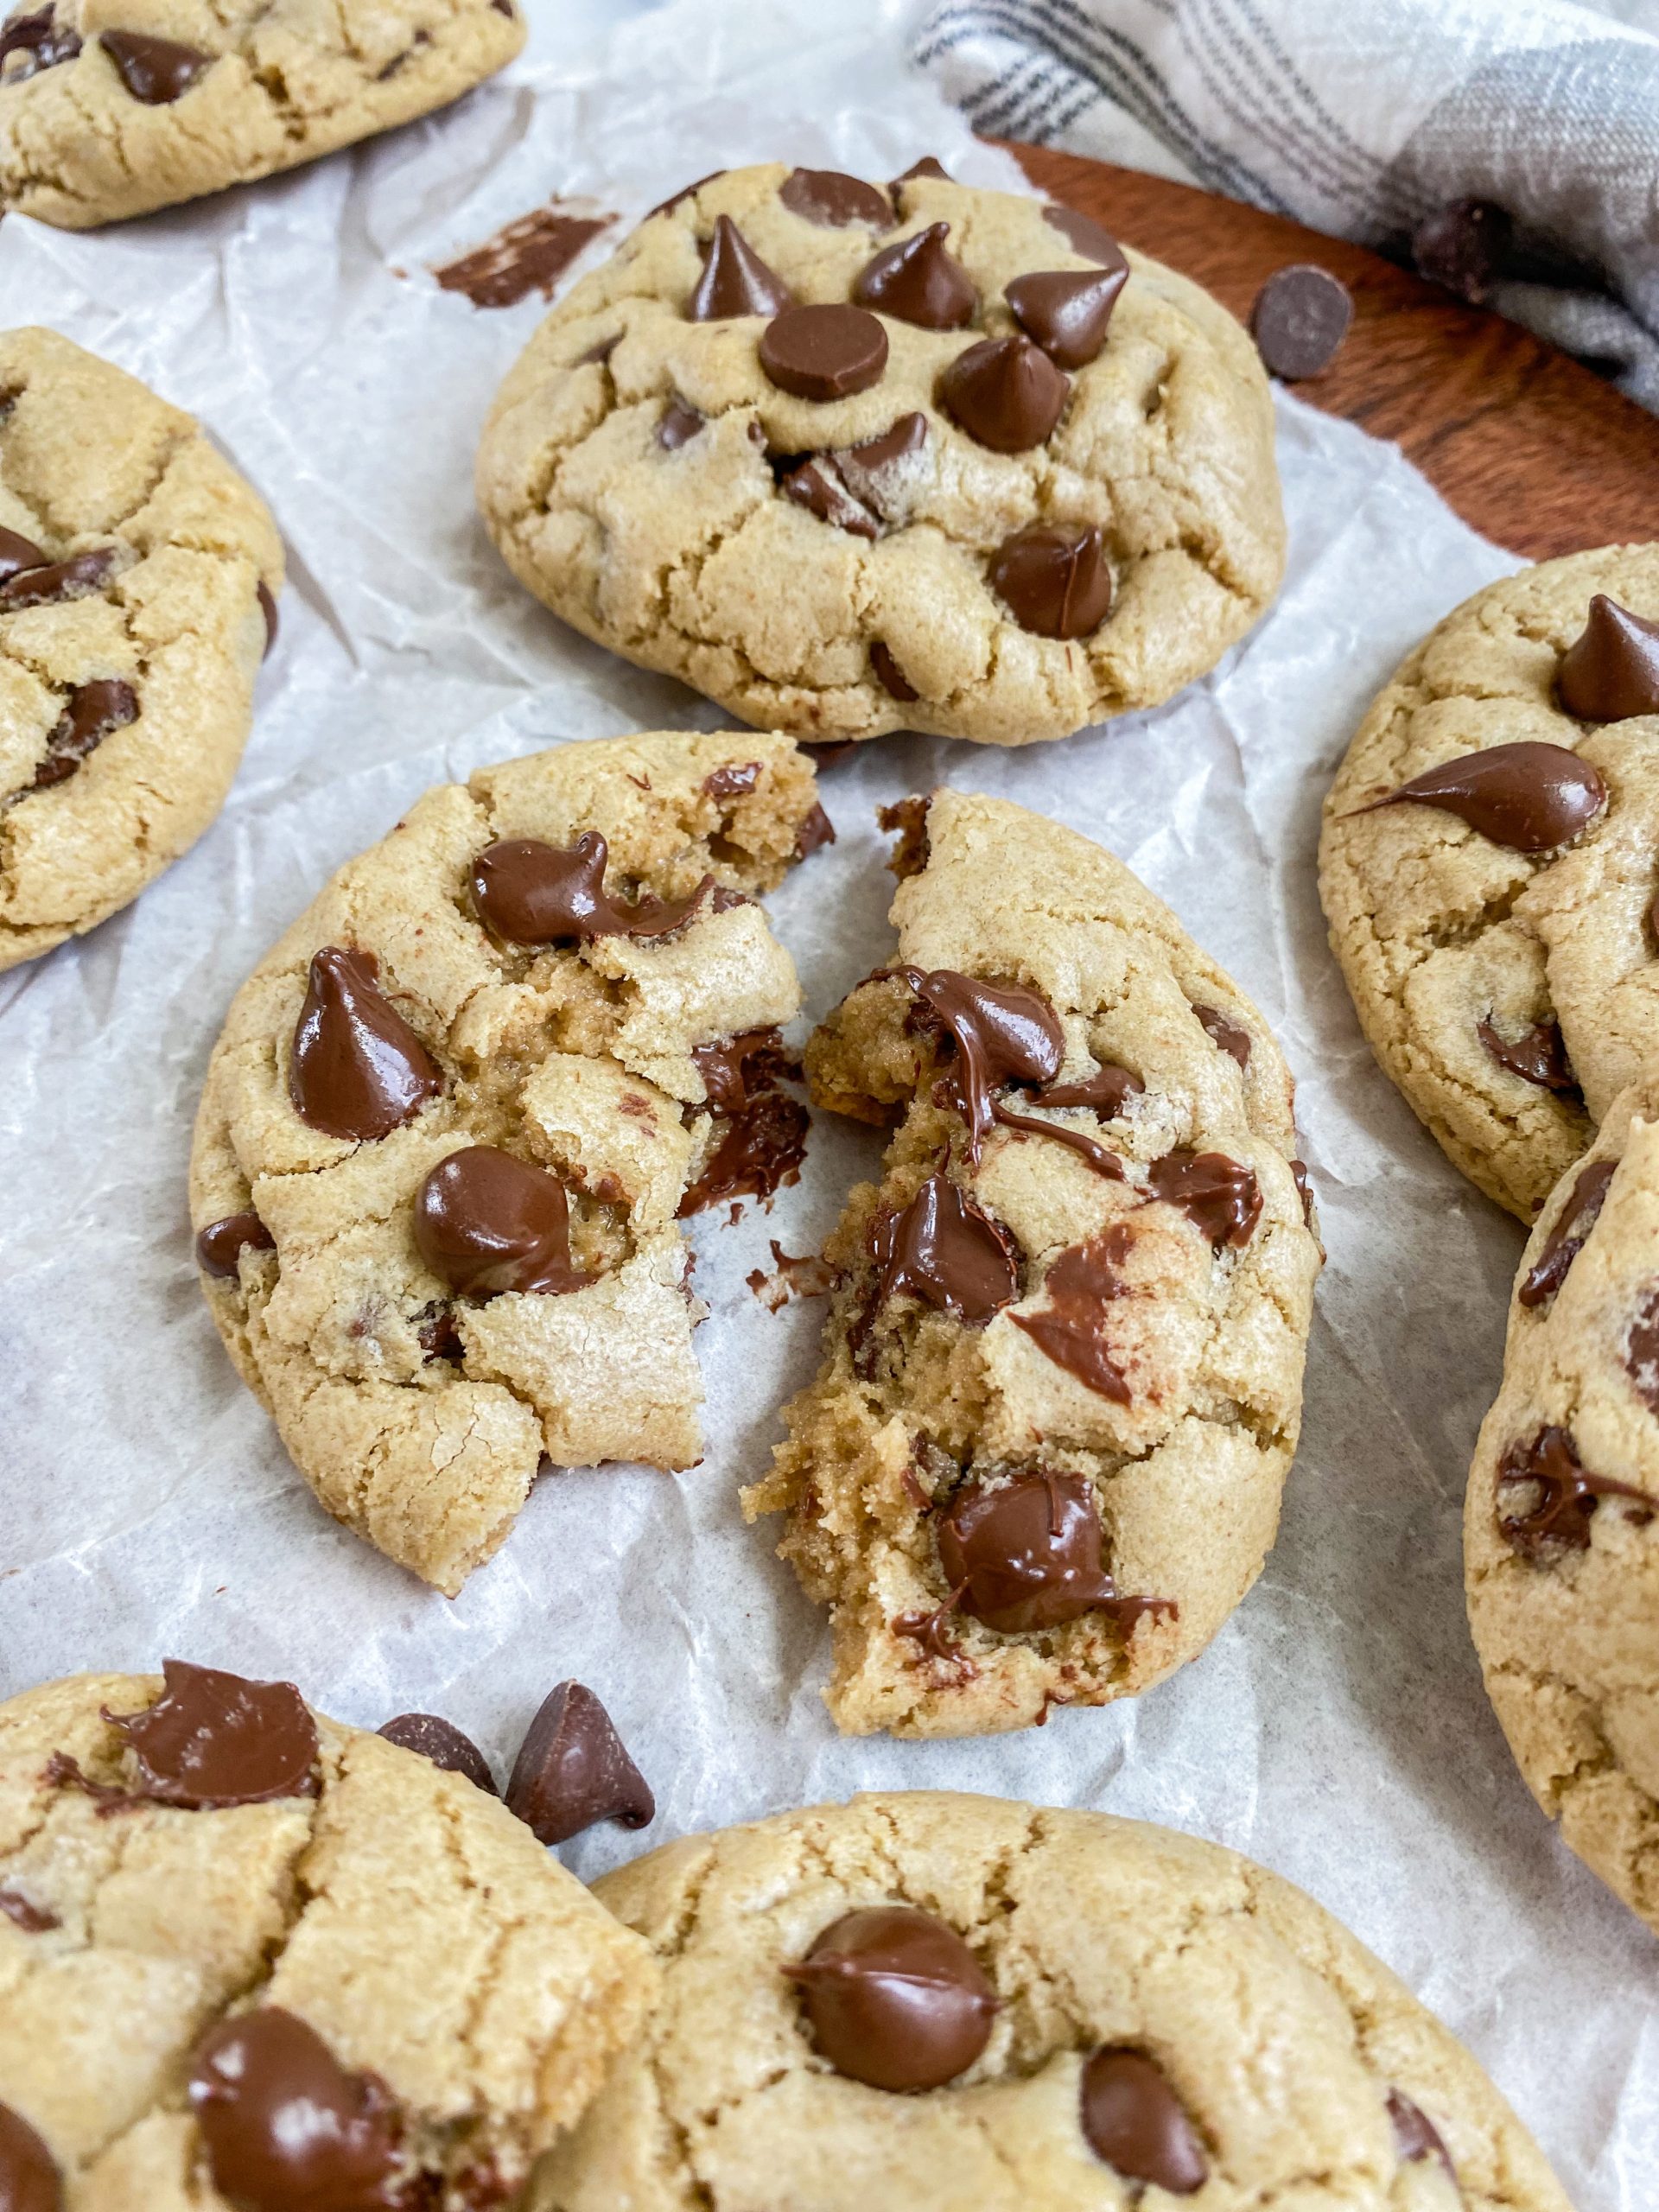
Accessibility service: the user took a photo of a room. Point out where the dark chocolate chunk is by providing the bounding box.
[1497,1426,1650,1557]
[1043,202,1122,266]
[780,457,878,537]
[378,1712,497,1794]
[257,579,278,658]
[288,945,442,1142]
[0,2100,60,2212]
[1012,1225,1135,1403]
[1195,1003,1251,1070]
[1006,264,1127,368]
[1626,1287,1659,1416]
[689,215,792,321]
[0,1889,57,1933]
[415,1146,593,1298]
[194,1211,275,1281]
[938,334,1069,452]
[1034,1062,1143,1117]
[1411,199,1512,304]
[1477,1014,1576,1092]
[647,170,724,221]
[1291,1157,1314,1228]
[1081,2048,1208,2194]
[0,546,117,610]
[1249,264,1353,378]
[785,1905,997,2091]
[1354,740,1606,852]
[1146,1148,1262,1248]
[1388,2088,1458,2179]
[657,398,704,450]
[940,1471,1169,1634]
[871,640,918,702]
[505,1681,653,1846]
[795,799,836,858]
[760,303,888,402]
[852,221,976,330]
[702,760,760,801]
[0,524,44,582]
[870,1173,1019,1324]
[987,523,1111,638]
[0,5,79,82]
[779,167,893,229]
[188,2009,402,2207]
[104,1659,319,1808]
[100,28,210,102]
[1558,594,1659,721]
[894,156,950,185]
[30,677,138,789]
[472,831,710,944]
[1519,1159,1614,1307]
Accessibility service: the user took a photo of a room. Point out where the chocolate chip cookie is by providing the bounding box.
[0,327,282,972]
[0,0,524,228]
[476,162,1285,748]
[190,728,823,1595]
[1319,543,1659,1221]
[535,1790,1569,2211]
[0,1662,656,2207]
[1465,1062,1659,1935]
[743,789,1321,1737]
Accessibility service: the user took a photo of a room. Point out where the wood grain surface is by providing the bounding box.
[1005,143,1658,562]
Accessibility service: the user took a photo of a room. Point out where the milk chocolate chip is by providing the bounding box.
[378,1712,496,1794]
[871,640,918,701]
[105,1659,319,1808]
[894,156,950,185]
[0,5,79,80]
[834,410,928,518]
[1147,1149,1262,1247]
[1043,202,1122,266]
[1012,1225,1135,1404]
[472,832,710,944]
[289,946,442,1141]
[0,2101,60,2212]
[1558,594,1659,721]
[0,546,117,609]
[1195,1004,1251,1069]
[647,170,723,220]
[505,1681,654,1846]
[1081,2049,1208,2194]
[1520,1159,1614,1306]
[870,1173,1019,1323]
[188,2009,402,2209]
[702,760,760,801]
[906,967,1062,1148]
[1477,1014,1576,1092]
[0,524,44,582]
[415,1147,593,1298]
[938,1471,1160,1632]
[0,1889,57,1933]
[657,397,704,449]
[1033,1061,1142,1116]
[938,334,1069,451]
[101,28,210,101]
[1388,2088,1456,2179]
[785,1906,997,2092]
[1357,741,1606,851]
[988,524,1111,638]
[195,1211,274,1281]
[30,677,138,789]
[760,303,888,402]
[779,167,893,228]
[1412,198,1512,304]
[1497,1426,1650,1557]
[853,222,976,329]
[1249,264,1353,378]
[689,216,792,320]
[1006,264,1126,368]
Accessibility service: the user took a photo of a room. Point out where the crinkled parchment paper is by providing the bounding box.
[0,1,1649,2202]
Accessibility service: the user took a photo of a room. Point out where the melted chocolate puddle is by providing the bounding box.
[434,204,616,309]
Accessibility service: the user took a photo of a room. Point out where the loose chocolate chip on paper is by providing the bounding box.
[30,677,138,789]
[378,1712,497,1794]
[101,28,211,103]
[416,1146,594,1299]
[870,1173,1020,1325]
[1042,201,1123,266]
[505,1681,654,1846]
[1353,740,1606,852]
[1005,264,1126,368]
[1146,1148,1262,1248]
[1519,1158,1614,1307]
[0,5,79,82]
[871,639,918,702]
[189,2009,403,2208]
[760,303,889,402]
[689,215,792,321]
[105,1659,320,1809]
[1250,264,1353,379]
[1081,2048,1209,2194]
[194,1211,275,1281]
[1558,594,1659,721]
[988,523,1112,639]
[1195,1003,1252,1070]
[779,166,893,229]
[657,397,704,450]
[0,2100,60,2212]
[853,221,976,330]
[938,334,1069,451]
[785,1905,998,2092]
[1412,198,1513,304]
[256,579,278,658]
[289,945,442,1141]
[1477,1014,1577,1092]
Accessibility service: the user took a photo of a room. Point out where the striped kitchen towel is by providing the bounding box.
[911,0,1659,411]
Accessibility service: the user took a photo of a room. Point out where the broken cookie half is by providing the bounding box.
[745,789,1322,1737]
[190,728,826,1595]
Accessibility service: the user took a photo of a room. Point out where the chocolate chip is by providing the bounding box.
[795,799,836,858]
[0,545,117,609]
[945,1470,1167,1635]
[833,411,928,518]
[1043,202,1123,266]
[894,156,950,186]
[1035,1062,1143,1117]
[677,1087,810,1216]
[1558,594,1659,721]
[1012,1227,1135,1404]
[189,2010,402,2207]
[256,579,278,658]
[904,967,1064,1159]
[780,457,878,537]
[657,398,704,450]
[1519,1158,1614,1307]
[690,1027,795,1112]
[30,677,138,789]
[378,1713,497,1794]
[1249,264,1353,379]
[105,1660,320,1808]
[1006,264,1127,368]
[1195,1003,1252,1070]
[100,28,210,102]
[472,832,711,944]
[938,334,1069,451]
[1146,1148,1262,1247]
[1081,2049,1208,2195]
[194,1211,274,1281]
[1626,1287,1659,1415]
[0,524,44,583]
[1477,1014,1576,1092]
[988,524,1111,639]
[760,303,888,402]
[1496,1426,1649,1557]
[0,1889,57,1933]
[1291,1158,1314,1228]
[871,640,918,702]
[703,760,760,801]
[416,1306,464,1365]
[853,221,976,330]
[785,1906,997,2092]
[647,170,724,221]
[433,207,613,310]
[779,167,893,228]
[870,1173,1020,1324]
[289,945,442,1142]
[1388,2088,1457,2179]
[0,2100,60,2212]
[505,1681,654,1846]
[688,215,792,321]
[1354,741,1606,852]
[0,5,79,82]
[799,738,859,768]
[1412,199,1513,304]
[415,1147,593,1300]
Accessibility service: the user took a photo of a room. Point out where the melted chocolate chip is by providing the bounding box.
[1477,1014,1577,1092]
[1195,1003,1251,1070]
[505,1681,654,1846]
[1012,1224,1135,1402]
[689,216,792,321]
[1006,264,1126,368]
[703,760,760,802]
[1497,1426,1650,1557]
[257,579,278,658]
[0,2101,60,2212]
[1558,594,1659,721]
[880,794,931,874]
[870,1173,1020,1323]
[938,334,1069,452]
[853,221,976,329]
[1355,741,1606,852]
[1412,199,1512,304]
[378,1713,496,1793]
[105,1660,319,1808]
[1043,202,1123,266]
[1249,264,1353,378]
[416,1307,465,1365]
[30,677,138,789]
[0,5,78,82]
[677,1090,810,1216]
[188,2009,402,2209]
[0,546,117,610]
[289,946,442,1142]
[690,1027,796,1111]
[416,1147,593,1298]
[779,167,893,228]
[1080,2049,1208,2195]
[760,303,888,402]
[100,28,210,102]
[657,398,704,449]
[871,640,918,702]
[796,799,836,858]
[647,170,724,221]
[472,832,710,944]
[1519,1159,1614,1307]
[834,411,928,518]
[905,968,1063,1157]
[0,1889,57,1933]
[195,1211,275,1281]
[988,524,1112,639]
[781,456,878,537]
[939,1471,1166,1634]
[894,156,950,185]
[785,1906,997,2092]
[1146,1149,1262,1247]
[1625,1287,1659,1415]
[0,524,44,582]
[1291,1158,1314,1228]
[1388,2088,1457,2179]
[1035,1062,1143,1117]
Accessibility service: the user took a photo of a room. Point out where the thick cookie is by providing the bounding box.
[1319,543,1659,1221]
[1465,1064,1659,1934]
[0,327,281,972]
[476,162,1285,748]
[534,1790,1568,2211]
[744,791,1321,1737]
[0,0,524,228]
[190,728,823,1595]
[0,1663,656,2207]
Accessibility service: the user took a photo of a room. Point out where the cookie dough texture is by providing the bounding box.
[1319,543,1659,1222]
[747,791,1321,1736]
[0,0,524,229]
[1466,1065,1659,1934]
[190,728,816,1595]
[0,327,282,971]
[0,1670,657,2205]
[476,163,1284,748]
[535,1790,1568,2212]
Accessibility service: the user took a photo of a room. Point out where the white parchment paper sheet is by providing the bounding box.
[0,2,1649,2202]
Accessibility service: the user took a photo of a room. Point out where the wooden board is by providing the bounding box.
[1005,144,1659,562]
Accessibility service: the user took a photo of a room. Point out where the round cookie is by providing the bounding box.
[0,0,524,228]
[1319,543,1659,1221]
[534,1789,1569,2211]
[475,162,1285,748]
[0,327,282,972]
[190,728,824,1596]
[1465,1062,1659,1934]
[745,790,1322,1737]
[0,1662,657,2208]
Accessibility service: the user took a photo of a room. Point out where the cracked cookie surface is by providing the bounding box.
[1465,1064,1659,1936]
[0,1667,657,2208]
[0,326,281,972]
[744,790,1321,1737]
[0,0,524,228]
[532,1789,1567,2211]
[1319,543,1659,1222]
[189,728,820,1596]
[475,162,1284,748]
